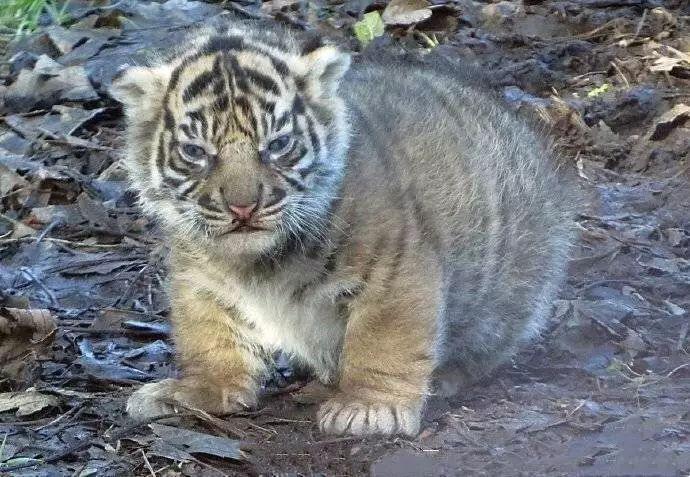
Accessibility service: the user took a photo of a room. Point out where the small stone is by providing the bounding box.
[481,1,523,25]
[8,51,38,77]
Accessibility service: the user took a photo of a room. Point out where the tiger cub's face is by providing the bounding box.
[111,30,350,254]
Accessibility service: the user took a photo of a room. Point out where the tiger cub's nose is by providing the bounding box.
[228,203,257,221]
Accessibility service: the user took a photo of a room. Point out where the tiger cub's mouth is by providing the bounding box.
[216,224,271,236]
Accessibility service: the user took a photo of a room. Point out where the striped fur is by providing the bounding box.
[111,21,577,436]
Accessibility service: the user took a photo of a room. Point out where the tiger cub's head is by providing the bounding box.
[110,23,350,255]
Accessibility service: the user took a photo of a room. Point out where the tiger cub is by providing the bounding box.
[110,20,576,436]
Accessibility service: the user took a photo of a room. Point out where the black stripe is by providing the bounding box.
[300,35,324,55]
[200,35,245,56]
[274,110,291,131]
[156,134,167,171]
[297,157,318,178]
[198,194,224,214]
[210,115,219,137]
[235,96,257,135]
[168,154,189,175]
[260,114,268,137]
[278,143,305,169]
[213,95,230,111]
[236,122,252,138]
[304,113,321,157]
[276,171,305,191]
[324,246,339,273]
[267,55,289,77]
[163,175,185,187]
[182,70,216,101]
[179,123,193,138]
[244,68,280,95]
[178,180,199,198]
[381,220,408,289]
[293,95,305,114]
[212,54,223,77]
[213,80,225,96]
[409,189,442,255]
[164,108,175,131]
[198,36,290,88]
[188,110,208,139]
[362,235,388,283]
[166,139,192,175]
[228,55,250,92]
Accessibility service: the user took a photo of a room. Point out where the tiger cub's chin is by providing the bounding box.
[111,20,577,436]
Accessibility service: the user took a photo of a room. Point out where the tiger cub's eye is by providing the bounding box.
[181,143,207,159]
[268,135,292,154]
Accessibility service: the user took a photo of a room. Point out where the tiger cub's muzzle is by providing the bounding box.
[198,184,287,235]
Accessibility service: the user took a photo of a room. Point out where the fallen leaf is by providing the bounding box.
[0,308,57,382]
[149,424,245,461]
[4,106,106,141]
[649,103,690,140]
[649,45,690,74]
[0,164,29,197]
[382,0,432,26]
[3,59,99,114]
[0,390,59,417]
[0,307,56,343]
[0,214,36,240]
[44,25,90,55]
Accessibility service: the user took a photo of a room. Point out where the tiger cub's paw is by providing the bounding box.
[126,378,255,421]
[317,394,421,436]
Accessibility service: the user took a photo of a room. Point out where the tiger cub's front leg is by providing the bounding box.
[318,264,442,436]
[127,279,265,420]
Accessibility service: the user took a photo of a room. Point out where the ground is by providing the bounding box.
[0,0,689,475]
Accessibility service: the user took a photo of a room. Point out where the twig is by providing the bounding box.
[581,0,644,7]
[35,405,86,431]
[104,413,189,441]
[19,266,58,306]
[665,362,690,379]
[676,322,689,352]
[633,8,648,38]
[611,59,630,88]
[60,325,169,338]
[308,436,362,446]
[140,449,157,477]
[113,265,151,307]
[0,236,129,249]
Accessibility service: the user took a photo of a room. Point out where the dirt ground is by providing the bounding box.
[0,0,689,475]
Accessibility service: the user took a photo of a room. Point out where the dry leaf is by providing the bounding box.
[0,307,56,339]
[382,0,432,26]
[149,424,245,461]
[0,308,57,382]
[649,45,690,73]
[649,103,690,140]
[0,390,59,417]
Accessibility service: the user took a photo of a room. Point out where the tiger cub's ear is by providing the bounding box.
[296,45,351,100]
[109,65,170,112]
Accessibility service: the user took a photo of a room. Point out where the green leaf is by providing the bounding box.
[586,83,611,98]
[353,11,385,47]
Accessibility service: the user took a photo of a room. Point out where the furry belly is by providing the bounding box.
[226,281,346,382]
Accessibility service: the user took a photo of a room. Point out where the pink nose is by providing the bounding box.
[229,203,257,221]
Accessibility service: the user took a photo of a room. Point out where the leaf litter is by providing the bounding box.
[0,0,689,475]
